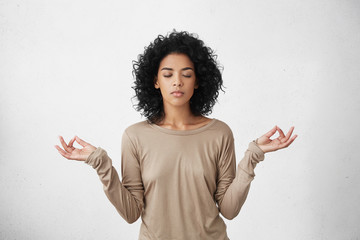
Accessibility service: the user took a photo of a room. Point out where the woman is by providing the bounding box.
[55,31,297,240]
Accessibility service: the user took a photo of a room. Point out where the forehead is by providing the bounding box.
[159,53,194,69]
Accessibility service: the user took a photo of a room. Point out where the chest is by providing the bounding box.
[138,135,220,193]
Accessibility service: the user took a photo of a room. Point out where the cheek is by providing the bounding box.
[188,87,196,97]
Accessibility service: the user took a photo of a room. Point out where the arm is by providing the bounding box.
[215,126,297,220]
[85,138,144,223]
[215,138,264,220]
[55,133,144,224]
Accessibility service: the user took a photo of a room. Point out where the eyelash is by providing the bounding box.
[164,74,192,78]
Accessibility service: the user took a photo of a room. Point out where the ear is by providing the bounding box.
[194,78,199,89]
[154,76,160,89]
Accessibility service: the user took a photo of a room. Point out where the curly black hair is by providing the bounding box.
[132,30,223,123]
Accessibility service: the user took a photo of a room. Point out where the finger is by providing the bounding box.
[68,136,76,148]
[264,126,277,138]
[276,126,286,139]
[59,136,71,153]
[283,126,295,142]
[280,134,298,148]
[55,145,71,159]
[75,136,88,147]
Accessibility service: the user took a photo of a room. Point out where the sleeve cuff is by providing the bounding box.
[248,141,265,162]
[84,147,106,167]
[238,141,265,178]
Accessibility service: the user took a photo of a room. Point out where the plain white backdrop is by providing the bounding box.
[1,0,359,239]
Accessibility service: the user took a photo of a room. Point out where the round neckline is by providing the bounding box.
[149,118,217,135]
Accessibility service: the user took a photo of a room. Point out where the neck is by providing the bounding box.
[160,103,198,130]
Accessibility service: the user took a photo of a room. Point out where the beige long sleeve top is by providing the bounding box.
[85,119,264,240]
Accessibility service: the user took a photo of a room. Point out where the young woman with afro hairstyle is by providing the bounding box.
[55,30,297,240]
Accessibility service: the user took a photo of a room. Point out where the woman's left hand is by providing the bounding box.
[256,126,297,153]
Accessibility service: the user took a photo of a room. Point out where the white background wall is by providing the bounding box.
[1,0,359,239]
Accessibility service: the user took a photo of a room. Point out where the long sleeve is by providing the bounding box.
[215,138,264,220]
[84,131,144,223]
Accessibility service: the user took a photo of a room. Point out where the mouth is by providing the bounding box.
[171,91,184,97]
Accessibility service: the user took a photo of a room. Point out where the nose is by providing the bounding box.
[172,74,183,87]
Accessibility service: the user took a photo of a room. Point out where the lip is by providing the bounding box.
[171,90,184,97]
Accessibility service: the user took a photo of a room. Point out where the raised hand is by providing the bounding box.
[256,126,297,153]
[55,136,97,161]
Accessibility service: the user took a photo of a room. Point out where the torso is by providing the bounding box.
[123,119,233,240]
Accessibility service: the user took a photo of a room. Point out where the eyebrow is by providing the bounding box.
[160,67,194,71]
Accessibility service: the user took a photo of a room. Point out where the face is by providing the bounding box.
[155,53,197,108]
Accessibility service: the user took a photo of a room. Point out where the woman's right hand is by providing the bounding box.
[55,135,97,161]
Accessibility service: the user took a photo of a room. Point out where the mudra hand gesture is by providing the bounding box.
[55,136,96,161]
[256,126,297,153]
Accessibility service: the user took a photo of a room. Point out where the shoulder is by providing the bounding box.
[208,120,235,155]
[210,119,234,138]
[123,120,152,138]
[121,121,151,150]
[125,120,150,132]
